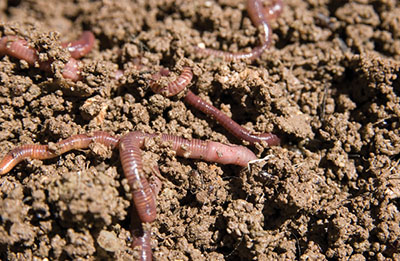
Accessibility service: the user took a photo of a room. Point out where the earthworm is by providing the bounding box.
[0,130,258,260]
[130,175,161,261]
[119,130,258,223]
[184,90,280,145]
[158,132,258,165]
[247,0,282,27]
[0,131,119,175]
[150,67,193,97]
[119,133,157,223]
[0,31,95,81]
[61,31,95,59]
[194,0,283,60]
[150,67,280,145]
[130,211,152,261]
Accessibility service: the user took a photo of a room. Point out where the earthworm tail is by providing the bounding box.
[0,131,119,175]
[61,31,95,59]
[184,90,280,146]
[194,0,283,60]
[150,67,279,145]
[119,133,157,223]
[150,67,193,97]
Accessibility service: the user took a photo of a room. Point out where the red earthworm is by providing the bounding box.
[0,130,259,258]
[194,0,283,60]
[150,67,280,145]
[0,131,119,175]
[1,130,257,219]
[119,130,259,222]
[61,31,95,59]
[130,213,152,261]
[184,90,280,145]
[247,0,282,28]
[158,133,258,165]
[150,67,193,97]
[0,31,95,81]
[0,35,38,65]
[119,133,157,223]
[130,175,161,261]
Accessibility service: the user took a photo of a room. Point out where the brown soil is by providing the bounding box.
[1,0,400,260]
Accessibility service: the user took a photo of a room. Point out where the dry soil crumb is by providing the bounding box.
[1,0,400,260]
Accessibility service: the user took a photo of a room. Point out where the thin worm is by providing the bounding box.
[184,90,280,145]
[0,31,95,81]
[0,131,119,175]
[150,67,193,97]
[150,67,279,145]
[194,0,283,60]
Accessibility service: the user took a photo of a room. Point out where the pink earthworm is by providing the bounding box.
[0,31,95,81]
[184,90,280,145]
[194,0,283,60]
[119,133,158,223]
[0,130,258,258]
[150,67,193,97]
[0,131,119,175]
[0,130,257,216]
[61,31,95,59]
[150,67,280,145]
[119,131,257,223]
[130,216,152,261]
[130,175,161,261]
[262,0,283,20]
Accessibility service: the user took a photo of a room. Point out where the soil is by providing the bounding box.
[0,0,400,260]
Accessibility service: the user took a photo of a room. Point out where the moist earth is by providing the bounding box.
[1,0,400,260]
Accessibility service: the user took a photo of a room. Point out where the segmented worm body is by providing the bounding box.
[151,67,280,145]
[119,133,158,223]
[130,175,161,261]
[194,0,283,60]
[150,67,193,97]
[0,131,118,175]
[130,209,152,261]
[0,31,95,81]
[184,90,280,145]
[0,3,285,257]
[0,131,257,219]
